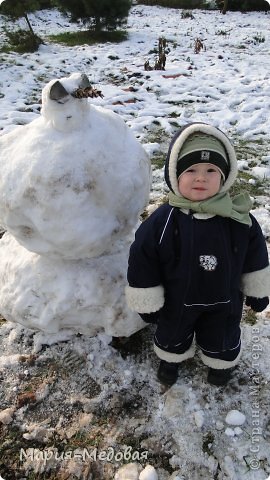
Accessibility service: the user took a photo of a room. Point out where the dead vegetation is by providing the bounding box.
[194,37,205,53]
[144,37,167,71]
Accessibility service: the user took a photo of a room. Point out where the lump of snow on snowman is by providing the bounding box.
[0,73,151,336]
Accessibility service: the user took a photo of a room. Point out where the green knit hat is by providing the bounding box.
[177,133,229,179]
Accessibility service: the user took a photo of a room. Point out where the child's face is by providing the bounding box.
[178,163,222,201]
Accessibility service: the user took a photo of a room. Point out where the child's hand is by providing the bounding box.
[246,296,269,312]
[139,312,159,324]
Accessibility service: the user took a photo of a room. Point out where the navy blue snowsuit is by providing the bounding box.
[127,203,269,365]
[126,122,270,368]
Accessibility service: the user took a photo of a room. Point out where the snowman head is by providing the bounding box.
[41,73,100,132]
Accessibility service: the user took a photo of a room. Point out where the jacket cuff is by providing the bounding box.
[125,284,164,313]
[240,265,270,297]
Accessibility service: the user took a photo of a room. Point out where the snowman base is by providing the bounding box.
[0,233,144,337]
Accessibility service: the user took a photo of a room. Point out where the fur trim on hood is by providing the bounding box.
[164,122,238,196]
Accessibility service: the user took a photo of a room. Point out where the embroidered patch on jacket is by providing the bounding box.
[199,255,218,271]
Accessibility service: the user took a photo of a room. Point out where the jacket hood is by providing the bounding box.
[164,122,238,196]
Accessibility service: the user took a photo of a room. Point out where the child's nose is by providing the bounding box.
[196,172,206,181]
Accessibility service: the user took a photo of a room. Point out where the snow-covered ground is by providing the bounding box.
[0,4,270,480]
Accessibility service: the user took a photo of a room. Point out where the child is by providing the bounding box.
[125,122,270,386]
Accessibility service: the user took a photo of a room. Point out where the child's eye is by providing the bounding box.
[207,168,218,173]
[186,168,195,173]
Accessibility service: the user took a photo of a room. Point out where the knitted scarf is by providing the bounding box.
[168,191,253,226]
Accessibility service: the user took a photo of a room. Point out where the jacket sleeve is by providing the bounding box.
[240,214,270,299]
[125,212,165,315]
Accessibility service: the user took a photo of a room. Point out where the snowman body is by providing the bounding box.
[0,73,150,335]
[0,74,150,259]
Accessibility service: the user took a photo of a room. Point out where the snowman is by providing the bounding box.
[0,73,151,336]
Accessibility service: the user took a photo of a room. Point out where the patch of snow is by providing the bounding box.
[252,166,270,179]
[139,465,158,480]
[225,409,246,426]
[115,463,139,480]
[193,410,204,428]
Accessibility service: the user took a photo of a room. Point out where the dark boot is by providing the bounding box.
[157,360,179,386]
[207,367,233,386]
